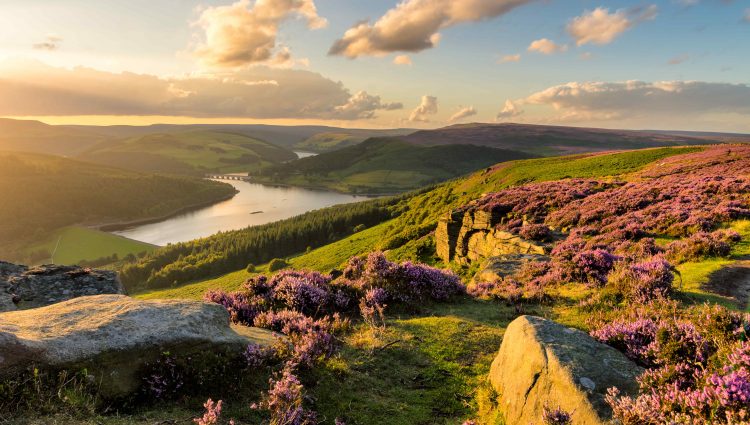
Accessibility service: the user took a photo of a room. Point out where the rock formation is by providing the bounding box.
[0,261,124,312]
[489,315,642,425]
[0,294,276,399]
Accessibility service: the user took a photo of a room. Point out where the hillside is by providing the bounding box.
[0,151,235,263]
[403,122,747,156]
[79,130,297,176]
[68,123,414,151]
[102,144,750,425]
[0,118,110,156]
[257,138,534,193]
[293,129,415,153]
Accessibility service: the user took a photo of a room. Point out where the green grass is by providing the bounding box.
[677,220,750,311]
[80,130,296,176]
[26,226,155,265]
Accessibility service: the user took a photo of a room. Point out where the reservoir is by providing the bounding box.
[113,151,370,246]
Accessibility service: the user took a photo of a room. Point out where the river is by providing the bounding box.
[113,151,370,246]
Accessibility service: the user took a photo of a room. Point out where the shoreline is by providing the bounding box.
[248,178,400,198]
[96,190,239,232]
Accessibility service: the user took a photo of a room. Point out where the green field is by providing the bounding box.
[80,130,297,176]
[27,226,155,265]
[259,138,534,193]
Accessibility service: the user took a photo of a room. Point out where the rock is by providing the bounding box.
[0,261,124,312]
[489,316,643,425]
[436,209,548,267]
[0,294,276,398]
[473,254,549,284]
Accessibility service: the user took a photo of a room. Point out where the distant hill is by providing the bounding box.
[0,151,235,262]
[258,138,534,193]
[79,130,297,176]
[403,123,749,156]
[67,123,414,151]
[0,118,110,156]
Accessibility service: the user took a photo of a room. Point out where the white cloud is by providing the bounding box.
[33,35,62,51]
[449,106,477,123]
[499,54,521,63]
[393,55,413,66]
[527,38,567,54]
[0,60,400,120]
[408,95,439,122]
[567,5,657,46]
[496,100,523,120]
[329,0,534,58]
[192,0,327,68]
[744,8,750,23]
[518,80,750,122]
[333,91,403,119]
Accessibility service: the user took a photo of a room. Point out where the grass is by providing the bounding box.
[26,226,155,265]
[677,220,750,311]
[80,131,296,176]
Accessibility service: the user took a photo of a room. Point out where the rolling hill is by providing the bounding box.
[79,130,297,176]
[0,118,110,156]
[257,138,535,193]
[0,151,235,263]
[403,122,749,156]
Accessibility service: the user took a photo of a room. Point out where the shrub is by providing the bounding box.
[607,256,675,303]
[246,263,256,273]
[519,223,552,241]
[542,405,572,425]
[666,230,736,264]
[269,258,289,272]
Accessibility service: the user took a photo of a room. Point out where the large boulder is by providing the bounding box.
[0,294,276,398]
[0,261,124,312]
[489,316,642,425]
[473,254,548,284]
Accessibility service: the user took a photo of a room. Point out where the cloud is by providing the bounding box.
[449,106,477,123]
[192,0,327,68]
[567,5,657,46]
[527,38,567,54]
[333,91,403,119]
[518,80,750,122]
[393,55,413,66]
[744,8,750,23]
[408,95,439,122]
[33,35,62,51]
[496,100,523,120]
[329,0,533,58]
[0,60,400,120]
[499,54,521,63]
[667,54,689,65]
[579,52,593,60]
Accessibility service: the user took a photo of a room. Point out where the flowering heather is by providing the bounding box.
[666,230,737,264]
[259,371,318,425]
[342,251,465,303]
[359,287,388,329]
[244,343,277,368]
[194,399,223,425]
[542,405,572,425]
[608,256,675,303]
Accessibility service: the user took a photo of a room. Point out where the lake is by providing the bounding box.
[113,151,370,246]
[114,180,371,246]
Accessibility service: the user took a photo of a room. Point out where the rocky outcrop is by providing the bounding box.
[0,294,276,398]
[489,316,642,425]
[0,262,123,312]
[473,254,548,284]
[436,209,548,266]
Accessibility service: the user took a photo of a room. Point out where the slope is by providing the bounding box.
[403,122,744,156]
[0,151,235,263]
[79,130,297,176]
[257,138,535,193]
[0,118,110,156]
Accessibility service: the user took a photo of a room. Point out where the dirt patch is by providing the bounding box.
[704,260,750,309]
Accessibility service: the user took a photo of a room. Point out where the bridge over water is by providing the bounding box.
[205,173,252,181]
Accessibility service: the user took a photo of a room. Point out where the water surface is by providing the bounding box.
[114,180,370,246]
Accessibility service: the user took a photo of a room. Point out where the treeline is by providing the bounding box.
[0,152,236,260]
[119,195,412,290]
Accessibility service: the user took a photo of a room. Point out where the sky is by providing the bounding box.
[0,0,749,132]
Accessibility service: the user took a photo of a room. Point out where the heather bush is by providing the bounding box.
[542,405,572,425]
[666,230,737,264]
[193,398,227,425]
[518,223,552,241]
[359,287,388,329]
[255,371,317,425]
[607,256,675,303]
